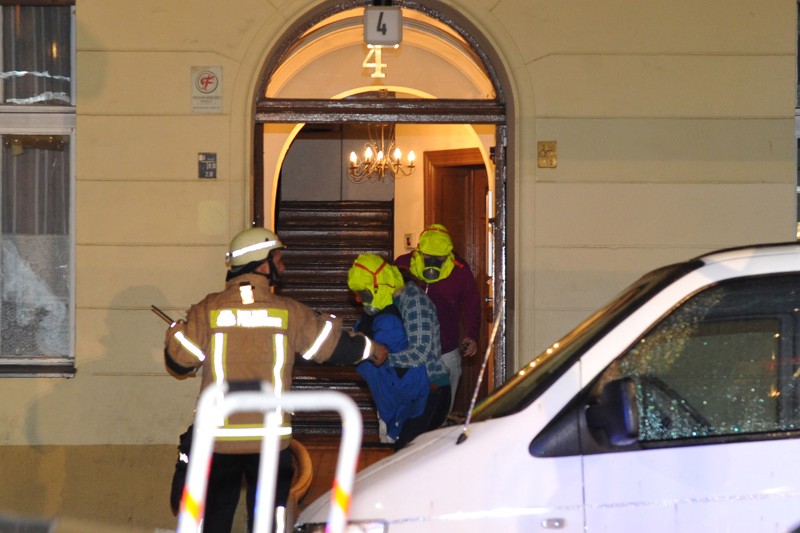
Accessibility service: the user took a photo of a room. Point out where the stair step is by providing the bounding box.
[278,200,394,444]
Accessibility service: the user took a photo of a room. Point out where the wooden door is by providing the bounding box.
[424,148,490,416]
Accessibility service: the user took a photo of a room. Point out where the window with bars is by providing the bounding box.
[0,2,75,376]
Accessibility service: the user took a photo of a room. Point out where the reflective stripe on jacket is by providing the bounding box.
[165,273,346,454]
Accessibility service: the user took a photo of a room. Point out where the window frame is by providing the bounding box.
[796,110,800,239]
[0,2,75,377]
[796,0,800,239]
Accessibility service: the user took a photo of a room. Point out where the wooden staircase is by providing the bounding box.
[275,200,394,445]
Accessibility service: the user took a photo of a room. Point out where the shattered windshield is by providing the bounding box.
[471,260,700,422]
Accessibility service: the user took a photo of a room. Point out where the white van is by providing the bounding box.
[295,242,800,533]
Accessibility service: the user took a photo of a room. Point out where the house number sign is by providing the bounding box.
[362,6,402,79]
[364,6,402,46]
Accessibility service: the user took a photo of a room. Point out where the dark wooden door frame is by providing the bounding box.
[422,143,508,390]
[423,148,494,409]
[254,115,509,388]
[423,146,485,223]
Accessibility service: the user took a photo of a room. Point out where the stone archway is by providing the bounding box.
[253,1,514,388]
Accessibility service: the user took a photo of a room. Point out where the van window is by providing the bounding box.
[472,261,699,422]
[612,273,800,442]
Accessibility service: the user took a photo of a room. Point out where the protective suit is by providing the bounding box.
[348,254,429,443]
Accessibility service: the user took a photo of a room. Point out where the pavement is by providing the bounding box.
[0,512,175,533]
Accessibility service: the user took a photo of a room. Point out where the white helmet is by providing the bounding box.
[226,227,284,267]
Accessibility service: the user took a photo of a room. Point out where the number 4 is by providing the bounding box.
[376,12,387,35]
[362,46,386,79]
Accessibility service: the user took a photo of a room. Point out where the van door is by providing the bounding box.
[581,273,800,532]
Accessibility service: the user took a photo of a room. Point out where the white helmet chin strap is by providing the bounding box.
[264,253,281,286]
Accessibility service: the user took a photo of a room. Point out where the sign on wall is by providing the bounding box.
[191,66,222,113]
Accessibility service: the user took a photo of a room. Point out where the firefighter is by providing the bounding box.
[164,227,388,533]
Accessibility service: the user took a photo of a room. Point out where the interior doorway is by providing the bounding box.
[424,148,491,415]
[253,0,511,407]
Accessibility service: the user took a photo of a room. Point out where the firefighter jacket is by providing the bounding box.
[164,272,372,454]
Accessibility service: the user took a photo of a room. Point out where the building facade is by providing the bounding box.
[0,0,795,528]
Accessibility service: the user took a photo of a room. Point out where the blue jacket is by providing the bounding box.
[354,306,429,440]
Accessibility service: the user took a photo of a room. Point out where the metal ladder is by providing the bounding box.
[176,381,363,533]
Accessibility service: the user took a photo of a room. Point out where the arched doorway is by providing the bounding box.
[252,0,511,426]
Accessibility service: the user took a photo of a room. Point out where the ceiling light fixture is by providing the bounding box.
[347,123,415,183]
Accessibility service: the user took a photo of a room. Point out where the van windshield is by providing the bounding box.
[471,260,700,422]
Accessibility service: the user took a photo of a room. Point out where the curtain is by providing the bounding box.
[2,135,69,235]
[2,4,71,106]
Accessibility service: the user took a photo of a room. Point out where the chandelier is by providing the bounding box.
[347,123,416,183]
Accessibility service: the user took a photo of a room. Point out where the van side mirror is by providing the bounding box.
[585,377,639,447]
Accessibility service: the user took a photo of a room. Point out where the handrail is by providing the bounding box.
[176,382,362,533]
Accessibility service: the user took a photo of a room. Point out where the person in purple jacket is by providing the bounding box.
[394,224,481,415]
